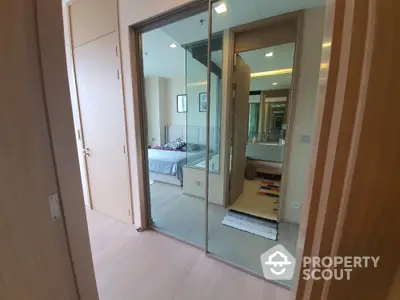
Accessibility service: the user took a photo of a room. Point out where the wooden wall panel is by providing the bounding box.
[295,0,400,299]
[70,0,118,48]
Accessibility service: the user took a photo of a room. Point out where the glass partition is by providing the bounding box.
[205,0,324,288]
[140,0,326,289]
[185,36,222,173]
[141,9,210,247]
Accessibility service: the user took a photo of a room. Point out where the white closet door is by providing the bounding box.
[74,32,131,223]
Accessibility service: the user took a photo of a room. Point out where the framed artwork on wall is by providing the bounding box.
[199,92,207,112]
[177,94,187,113]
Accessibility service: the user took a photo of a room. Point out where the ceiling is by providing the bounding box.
[162,0,325,45]
[142,0,324,81]
[211,43,295,90]
[142,29,186,78]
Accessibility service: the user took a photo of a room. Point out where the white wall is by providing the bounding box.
[283,7,325,224]
[145,76,168,146]
[165,76,186,126]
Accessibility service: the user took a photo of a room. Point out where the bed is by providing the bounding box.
[148,125,212,186]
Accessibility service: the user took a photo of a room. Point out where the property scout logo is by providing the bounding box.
[260,244,380,281]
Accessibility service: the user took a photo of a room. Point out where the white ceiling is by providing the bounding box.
[211,43,295,90]
[142,0,324,80]
[142,29,186,78]
[162,0,325,45]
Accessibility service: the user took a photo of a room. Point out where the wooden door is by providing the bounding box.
[74,32,131,223]
[229,55,251,204]
[0,0,79,298]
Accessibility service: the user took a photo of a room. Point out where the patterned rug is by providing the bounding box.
[259,180,281,216]
[259,180,280,197]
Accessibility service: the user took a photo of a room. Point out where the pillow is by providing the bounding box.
[163,138,186,150]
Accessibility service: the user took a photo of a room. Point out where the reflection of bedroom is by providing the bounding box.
[142,24,225,246]
[141,3,325,287]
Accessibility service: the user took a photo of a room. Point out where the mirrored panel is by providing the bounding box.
[206,0,326,288]
[141,9,210,247]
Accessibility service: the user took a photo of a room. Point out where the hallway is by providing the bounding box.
[86,208,291,300]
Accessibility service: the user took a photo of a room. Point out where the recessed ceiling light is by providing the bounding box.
[272,82,278,86]
[169,43,177,48]
[265,52,274,57]
[214,3,227,14]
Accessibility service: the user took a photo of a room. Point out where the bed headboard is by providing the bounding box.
[165,125,185,143]
[165,124,217,149]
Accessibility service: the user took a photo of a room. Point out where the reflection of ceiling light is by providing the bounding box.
[265,52,274,57]
[251,68,292,78]
[169,43,177,48]
[214,3,227,14]
[322,42,332,48]
[187,81,207,87]
[188,64,329,86]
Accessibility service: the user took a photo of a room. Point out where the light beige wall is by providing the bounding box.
[39,0,99,298]
[119,0,194,226]
[145,76,169,146]
[165,76,186,126]
[283,7,325,224]
[1,0,97,299]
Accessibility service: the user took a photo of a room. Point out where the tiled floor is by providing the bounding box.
[86,208,292,300]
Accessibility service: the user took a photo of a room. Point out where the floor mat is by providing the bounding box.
[229,179,279,222]
[222,210,278,240]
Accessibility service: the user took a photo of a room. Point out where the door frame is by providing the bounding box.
[223,11,304,223]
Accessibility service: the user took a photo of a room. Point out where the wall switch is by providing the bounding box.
[292,202,300,209]
[48,193,61,221]
[195,180,201,186]
[300,135,310,144]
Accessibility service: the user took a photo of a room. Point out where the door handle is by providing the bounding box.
[83,147,91,157]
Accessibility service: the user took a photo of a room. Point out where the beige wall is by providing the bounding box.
[145,76,169,146]
[1,0,97,299]
[283,7,325,224]
[165,76,186,126]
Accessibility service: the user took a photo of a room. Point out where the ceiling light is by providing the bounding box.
[251,68,293,78]
[265,52,274,57]
[272,82,278,86]
[214,3,227,14]
[169,43,177,48]
[322,42,332,48]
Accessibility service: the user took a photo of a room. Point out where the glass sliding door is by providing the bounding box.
[141,8,210,247]
[138,0,326,289]
[205,0,326,288]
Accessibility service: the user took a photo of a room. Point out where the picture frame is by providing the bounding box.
[199,92,207,112]
[176,94,187,113]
